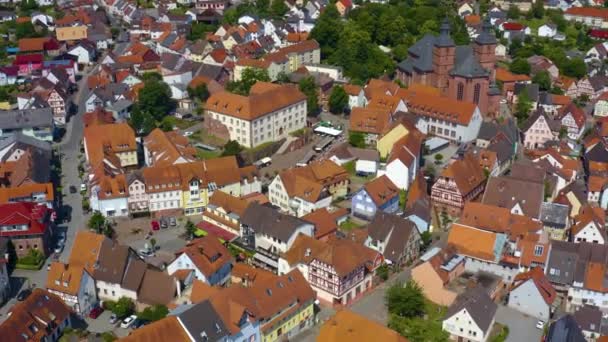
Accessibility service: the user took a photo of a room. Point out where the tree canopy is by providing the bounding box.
[329,86,348,114]
[532,70,551,91]
[222,140,243,156]
[137,305,169,322]
[298,76,319,115]
[509,58,531,75]
[226,68,270,96]
[386,281,425,318]
[349,132,366,148]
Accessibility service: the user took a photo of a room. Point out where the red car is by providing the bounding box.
[151,220,160,231]
[88,306,104,319]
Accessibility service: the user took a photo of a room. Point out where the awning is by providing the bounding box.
[195,221,237,242]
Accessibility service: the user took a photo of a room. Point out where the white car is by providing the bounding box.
[536,320,545,329]
[120,315,137,329]
[182,131,194,137]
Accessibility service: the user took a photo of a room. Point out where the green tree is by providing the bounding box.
[532,70,551,91]
[226,68,270,96]
[563,58,587,79]
[276,71,290,84]
[515,91,533,124]
[111,297,135,318]
[137,305,169,322]
[531,0,544,19]
[386,281,425,318]
[15,22,40,39]
[255,0,270,17]
[129,107,156,135]
[310,5,343,58]
[376,264,389,281]
[558,126,568,139]
[88,212,106,232]
[222,140,243,157]
[420,231,433,250]
[137,74,175,121]
[270,0,288,18]
[349,132,366,148]
[159,116,175,132]
[510,58,531,75]
[507,5,521,19]
[188,83,209,102]
[328,86,348,114]
[185,220,197,238]
[389,315,449,342]
[298,76,319,115]
[434,153,443,165]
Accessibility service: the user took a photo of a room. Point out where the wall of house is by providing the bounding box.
[148,190,182,213]
[94,195,129,217]
[78,270,98,314]
[351,190,378,220]
[263,302,314,342]
[385,159,412,190]
[96,280,137,303]
[573,222,605,244]
[128,180,149,212]
[415,107,482,143]
[182,181,207,216]
[241,178,261,196]
[167,253,208,283]
[207,99,307,148]
[595,100,608,117]
[442,309,489,342]
[568,286,608,311]
[508,280,551,320]
[464,257,519,283]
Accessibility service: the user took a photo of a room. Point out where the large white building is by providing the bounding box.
[205,82,307,148]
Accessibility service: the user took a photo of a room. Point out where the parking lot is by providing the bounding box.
[495,305,543,342]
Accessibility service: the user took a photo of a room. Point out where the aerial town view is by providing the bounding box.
[2,0,608,341]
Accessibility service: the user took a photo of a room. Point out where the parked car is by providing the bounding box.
[17,289,31,301]
[160,217,168,229]
[536,320,545,329]
[54,243,64,254]
[132,318,149,329]
[88,306,104,319]
[80,183,87,192]
[182,131,194,137]
[169,217,176,227]
[138,248,154,258]
[120,314,137,329]
[109,313,119,324]
[46,263,51,271]
[69,186,77,194]
[151,221,160,231]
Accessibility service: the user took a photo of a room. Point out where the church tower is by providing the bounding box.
[473,17,497,78]
[433,18,455,95]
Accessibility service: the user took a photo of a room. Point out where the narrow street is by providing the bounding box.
[0,63,96,321]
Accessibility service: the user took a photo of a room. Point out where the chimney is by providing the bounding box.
[305,248,311,257]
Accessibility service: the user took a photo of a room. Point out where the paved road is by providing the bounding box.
[0,63,95,321]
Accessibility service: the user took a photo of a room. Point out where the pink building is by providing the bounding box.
[522,110,560,149]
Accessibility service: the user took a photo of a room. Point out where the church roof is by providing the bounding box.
[451,45,490,78]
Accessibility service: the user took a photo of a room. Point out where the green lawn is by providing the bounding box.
[189,130,227,147]
[196,149,222,160]
[339,219,363,231]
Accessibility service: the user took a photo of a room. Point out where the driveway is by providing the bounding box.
[495,305,543,342]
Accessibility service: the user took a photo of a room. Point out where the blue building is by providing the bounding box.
[352,175,400,220]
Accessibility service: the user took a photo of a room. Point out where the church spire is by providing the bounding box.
[475,17,497,45]
[435,17,455,47]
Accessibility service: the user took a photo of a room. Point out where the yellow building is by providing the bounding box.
[56,25,88,42]
[263,302,314,342]
[377,122,410,159]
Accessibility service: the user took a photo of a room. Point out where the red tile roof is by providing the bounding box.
[0,202,51,237]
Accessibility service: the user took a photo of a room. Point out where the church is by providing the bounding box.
[396,18,501,116]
